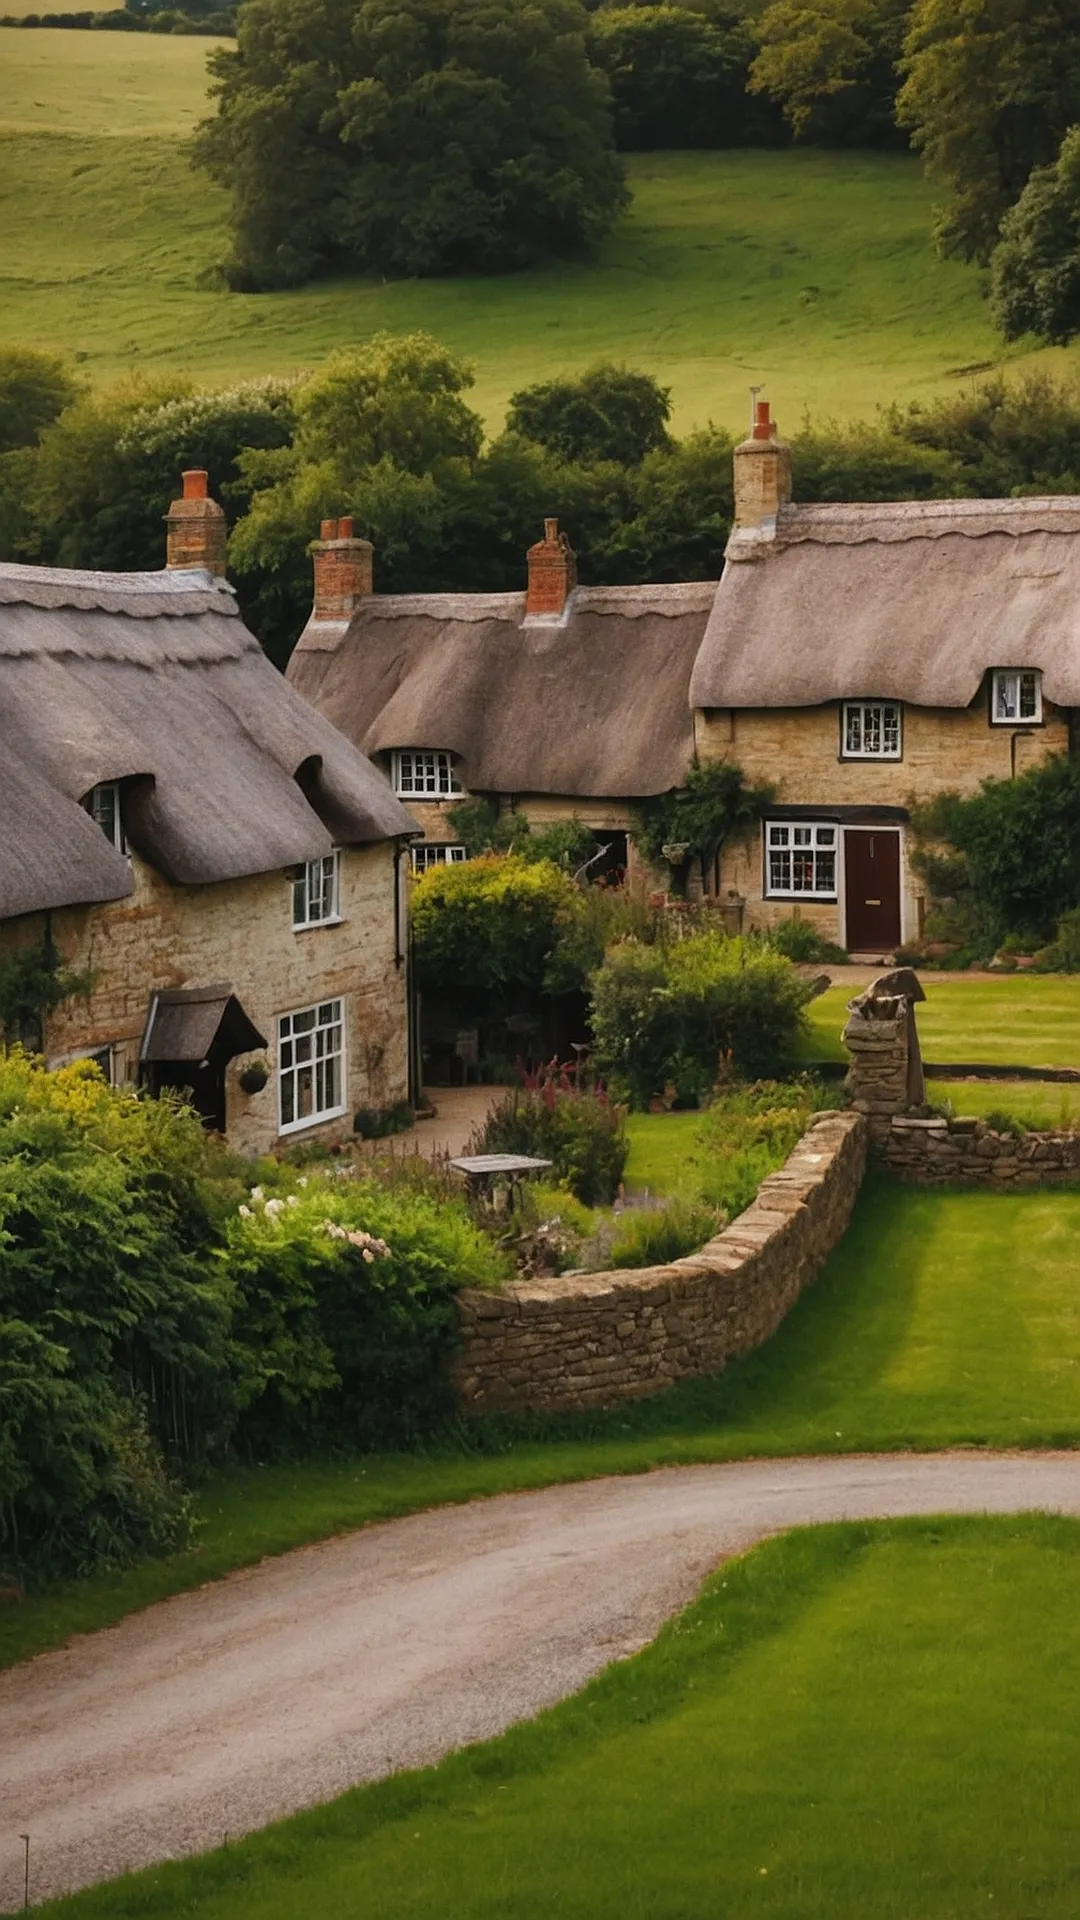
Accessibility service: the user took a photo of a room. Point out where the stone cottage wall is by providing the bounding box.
[452,1109,867,1415]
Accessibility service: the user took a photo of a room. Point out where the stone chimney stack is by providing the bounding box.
[311,516,374,622]
[165,470,227,575]
[525,518,577,618]
[732,399,792,532]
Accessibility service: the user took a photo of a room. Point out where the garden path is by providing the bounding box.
[3,1450,1079,1910]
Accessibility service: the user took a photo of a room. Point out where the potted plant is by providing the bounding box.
[238,1058,270,1095]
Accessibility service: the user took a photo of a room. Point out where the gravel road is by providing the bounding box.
[3,1450,1079,1910]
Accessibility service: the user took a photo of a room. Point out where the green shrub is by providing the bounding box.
[980,1109,1028,1139]
[589,932,812,1108]
[468,1068,629,1205]
[694,1079,817,1218]
[1033,904,1080,972]
[412,855,579,1006]
[766,916,848,965]
[225,1173,510,1452]
[609,1197,722,1269]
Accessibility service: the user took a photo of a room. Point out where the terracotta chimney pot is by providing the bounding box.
[165,470,227,575]
[525,517,577,618]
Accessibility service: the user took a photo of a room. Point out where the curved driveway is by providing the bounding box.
[3,1450,1079,1910]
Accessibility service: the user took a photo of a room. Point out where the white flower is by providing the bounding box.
[323,1220,348,1240]
[362,1247,376,1264]
[286,1194,300,1208]
[238,1204,253,1219]
[250,1185,265,1203]
[264,1198,284,1219]
[297,1176,309,1189]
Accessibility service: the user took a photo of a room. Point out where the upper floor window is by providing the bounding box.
[991,669,1042,725]
[411,843,467,874]
[87,781,126,853]
[842,701,902,760]
[392,750,462,799]
[766,821,837,898]
[292,851,340,929]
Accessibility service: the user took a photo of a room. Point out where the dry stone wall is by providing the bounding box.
[452,1110,867,1415]
[879,1114,1080,1187]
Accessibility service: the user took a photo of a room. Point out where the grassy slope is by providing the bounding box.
[4,29,1080,430]
[5,1174,1079,1669]
[801,974,1080,1069]
[37,1515,1080,1919]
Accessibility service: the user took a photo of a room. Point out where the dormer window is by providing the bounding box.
[392,751,462,799]
[86,781,126,853]
[292,850,341,929]
[991,670,1042,724]
[842,701,902,760]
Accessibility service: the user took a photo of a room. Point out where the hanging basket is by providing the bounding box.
[238,1058,270,1096]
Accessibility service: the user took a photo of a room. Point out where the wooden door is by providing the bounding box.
[844,830,901,952]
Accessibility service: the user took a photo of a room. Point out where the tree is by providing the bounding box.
[749,0,910,146]
[507,363,672,464]
[194,0,628,289]
[588,6,770,150]
[897,0,1080,262]
[0,347,80,456]
[991,127,1080,343]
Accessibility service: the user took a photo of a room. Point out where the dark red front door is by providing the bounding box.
[844,830,901,952]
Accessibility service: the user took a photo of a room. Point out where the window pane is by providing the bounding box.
[845,707,862,754]
[1020,672,1038,718]
[817,851,836,892]
[995,673,1017,719]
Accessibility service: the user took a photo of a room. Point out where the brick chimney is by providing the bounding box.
[525,518,577,618]
[165,470,227,575]
[732,400,792,532]
[311,516,374,622]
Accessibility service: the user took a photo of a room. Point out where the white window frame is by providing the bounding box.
[392,750,462,799]
[277,998,347,1135]
[292,850,341,930]
[87,781,126,854]
[411,843,468,873]
[991,669,1042,725]
[841,700,902,760]
[765,820,838,899]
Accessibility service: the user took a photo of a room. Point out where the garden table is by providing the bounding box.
[449,1153,552,1208]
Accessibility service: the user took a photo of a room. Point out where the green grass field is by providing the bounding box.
[801,974,1080,1070]
[4,28,1080,429]
[37,1515,1080,1920]
[5,1175,1079,1670]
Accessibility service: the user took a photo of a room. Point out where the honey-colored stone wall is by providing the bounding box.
[699,690,1068,943]
[879,1113,1080,1186]
[15,843,408,1155]
[452,1110,866,1414]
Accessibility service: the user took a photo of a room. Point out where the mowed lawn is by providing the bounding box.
[37,1515,1080,1920]
[5,1175,1079,1669]
[4,29,1080,428]
[801,974,1080,1070]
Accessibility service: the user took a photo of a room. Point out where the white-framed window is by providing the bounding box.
[278,999,346,1133]
[292,851,340,929]
[991,669,1042,724]
[392,750,462,799]
[766,821,837,898]
[86,781,126,853]
[411,843,467,873]
[842,701,902,759]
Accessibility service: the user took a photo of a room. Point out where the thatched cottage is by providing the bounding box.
[287,516,715,885]
[0,472,418,1152]
[693,402,1078,952]
[286,403,1078,958]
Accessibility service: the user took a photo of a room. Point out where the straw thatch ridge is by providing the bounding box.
[692,498,1080,711]
[0,563,417,921]
[288,582,717,799]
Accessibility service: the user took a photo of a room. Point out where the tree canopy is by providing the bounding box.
[991,127,1080,344]
[506,363,672,464]
[588,5,769,150]
[897,0,1080,262]
[194,0,629,289]
[749,0,910,146]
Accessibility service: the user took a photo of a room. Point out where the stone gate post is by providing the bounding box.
[842,968,926,1141]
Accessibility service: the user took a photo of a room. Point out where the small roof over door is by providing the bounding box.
[140,986,267,1066]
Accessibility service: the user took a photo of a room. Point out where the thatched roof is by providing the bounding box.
[0,563,417,921]
[288,583,716,799]
[691,497,1080,711]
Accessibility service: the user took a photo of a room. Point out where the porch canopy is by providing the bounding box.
[141,985,266,1068]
